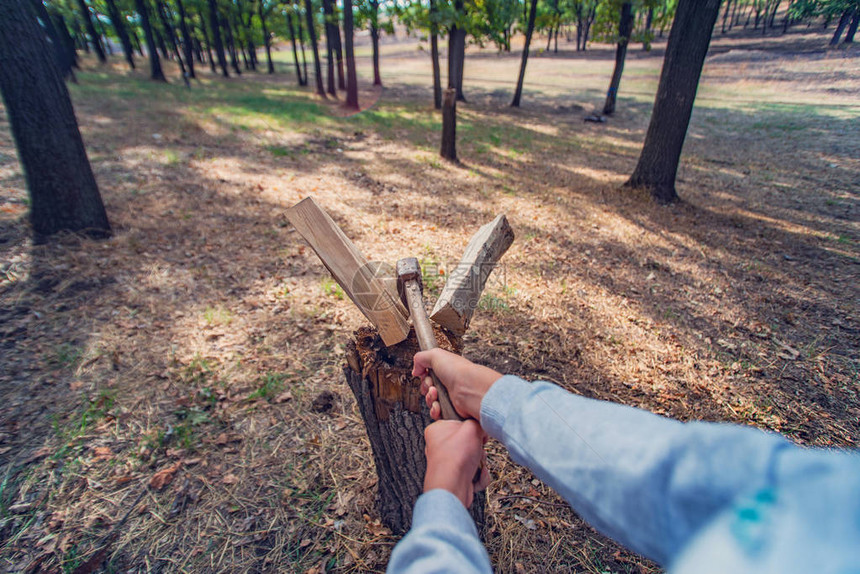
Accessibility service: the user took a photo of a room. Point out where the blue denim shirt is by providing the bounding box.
[388,375,860,573]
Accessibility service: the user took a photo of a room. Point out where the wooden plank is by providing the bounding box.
[285,197,410,346]
[430,214,514,335]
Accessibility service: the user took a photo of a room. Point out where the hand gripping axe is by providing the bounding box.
[396,257,485,484]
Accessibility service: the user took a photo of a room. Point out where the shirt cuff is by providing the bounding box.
[414,489,480,537]
[479,375,533,442]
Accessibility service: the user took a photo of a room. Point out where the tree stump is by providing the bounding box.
[440,87,458,162]
[344,325,484,535]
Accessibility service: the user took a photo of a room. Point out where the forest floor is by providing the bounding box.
[0,26,858,574]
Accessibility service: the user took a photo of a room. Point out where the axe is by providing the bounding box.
[395,257,463,422]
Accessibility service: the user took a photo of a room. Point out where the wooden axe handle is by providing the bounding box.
[402,280,463,422]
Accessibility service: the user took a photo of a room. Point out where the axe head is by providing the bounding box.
[395,257,423,308]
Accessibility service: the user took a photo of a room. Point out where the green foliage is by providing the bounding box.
[249,372,288,401]
[320,277,345,299]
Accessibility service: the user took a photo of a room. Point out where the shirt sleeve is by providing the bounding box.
[387,489,492,574]
[479,375,792,565]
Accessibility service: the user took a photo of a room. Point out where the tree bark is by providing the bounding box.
[76,0,107,62]
[440,87,457,161]
[305,0,327,97]
[643,7,653,49]
[844,10,859,43]
[34,1,77,81]
[343,0,359,109]
[430,0,441,108]
[104,0,136,69]
[332,13,346,90]
[722,0,732,33]
[287,10,306,85]
[830,10,852,45]
[448,0,467,102]
[511,0,538,107]
[370,0,381,86]
[199,16,217,72]
[297,8,309,86]
[135,0,166,81]
[344,327,483,535]
[321,0,337,96]
[155,0,188,78]
[258,2,274,73]
[176,0,196,78]
[0,0,110,239]
[207,0,229,76]
[53,12,81,68]
[626,0,722,203]
[155,27,170,60]
[225,15,242,75]
[602,2,633,115]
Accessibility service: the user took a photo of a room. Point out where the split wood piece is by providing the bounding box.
[285,196,410,346]
[344,326,484,535]
[430,214,515,335]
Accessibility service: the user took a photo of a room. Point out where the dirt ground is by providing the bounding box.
[1,25,858,573]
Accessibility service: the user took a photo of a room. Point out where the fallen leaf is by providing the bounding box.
[149,462,181,490]
[274,391,293,404]
[92,446,112,460]
[222,473,240,485]
[514,514,537,530]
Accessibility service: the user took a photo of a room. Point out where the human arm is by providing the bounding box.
[387,420,492,573]
[413,349,795,566]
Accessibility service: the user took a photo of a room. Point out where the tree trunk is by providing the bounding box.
[95,17,113,55]
[0,0,110,239]
[305,0,326,97]
[156,0,188,78]
[511,0,538,107]
[332,15,346,90]
[130,22,145,56]
[321,0,338,95]
[76,0,107,62]
[722,0,732,33]
[448,0,467,102]
[207,0,229,76]
[430,0,441,108]
[199,17,217,72]
[259,3,274,73]
[155,28,170,60]
[602,2,633,115]
[297,9,309,86]
[104,0,136,68]
[343,0,359,109]
[643,7,653,49]
[135,0,166,80]
[344,327,483,535]
[34,1,76,80]
[843,10,859,43]
[440,87,457,161]
[830,10,852,45]
[176,0,196,78]
[626,0,722,203]
[287,11,306,85]
[370,0,381,86]
[768,0,780,29]
[225,17,241,74]
[53,12,81,67]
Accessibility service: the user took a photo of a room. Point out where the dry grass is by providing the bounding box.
[1,27,858,573]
